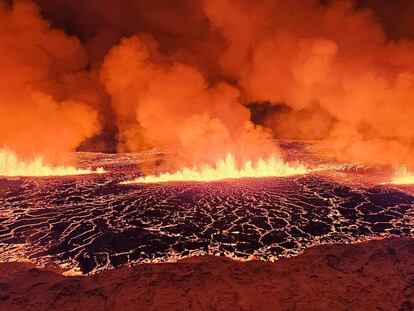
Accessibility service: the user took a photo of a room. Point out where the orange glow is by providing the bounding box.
[0,148,104,177]
[387,166,414,185]
[124,153,308,184]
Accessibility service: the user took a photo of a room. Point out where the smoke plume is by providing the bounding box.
[0,0,100,162]
[100,36,274,166]
[202,0,414,167]
[2,0,414,168]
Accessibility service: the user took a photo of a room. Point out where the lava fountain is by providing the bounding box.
[0,148,104,177]
[387,166,414,185]
[124,153,308,184]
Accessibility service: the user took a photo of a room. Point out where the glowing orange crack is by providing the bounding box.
[123,153,309,184]
[0,148,104,177]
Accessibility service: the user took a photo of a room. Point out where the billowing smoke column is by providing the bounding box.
[100,36,275,166]
[2,0,414,170]
[202,0,414,168]
[0,1,100,163]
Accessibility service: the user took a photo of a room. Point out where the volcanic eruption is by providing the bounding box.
[0,1,414,310]
[386,166,414,185]
[0,148,104,177]
[0,0,413,178]
[123,153,308,183]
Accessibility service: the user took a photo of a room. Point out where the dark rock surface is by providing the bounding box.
[0,238,413,311]
[0,151,413,274]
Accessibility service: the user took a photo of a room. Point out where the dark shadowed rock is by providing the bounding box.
[0,238,413,311]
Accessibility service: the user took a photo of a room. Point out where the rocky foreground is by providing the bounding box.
[0,238,413,311]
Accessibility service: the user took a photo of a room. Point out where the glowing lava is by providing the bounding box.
[124,153,308,184]
[0,148,104,177]
[387,166,414,185]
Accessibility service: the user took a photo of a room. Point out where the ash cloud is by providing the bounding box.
[100,36,274,166]
[0,0,101,162]
[202,0,414,167]
[2,0,414,168]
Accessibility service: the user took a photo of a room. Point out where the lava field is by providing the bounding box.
[0,147,413,275]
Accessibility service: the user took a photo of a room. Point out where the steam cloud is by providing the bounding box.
[2,0,414,168]
[202,0,414,167]
[0,1,100,162]
[100,36,274,166]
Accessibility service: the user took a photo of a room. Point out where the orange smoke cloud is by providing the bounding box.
[0,0,100,162]
[100,36,275,166]
[203,0,414,168]
[2,0,414,169]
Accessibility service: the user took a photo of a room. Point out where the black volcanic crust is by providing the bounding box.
[0,238,413,311]
[2,168,413,274]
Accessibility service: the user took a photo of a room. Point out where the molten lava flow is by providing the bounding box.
[124,153,308,184]
[387,166,414,185]
[0,149,104,177]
